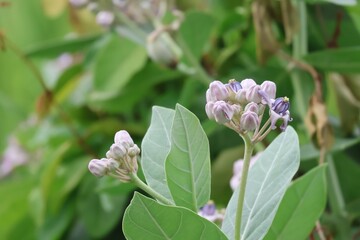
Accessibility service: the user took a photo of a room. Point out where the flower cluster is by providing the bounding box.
[205,78,292,141]
[198,200,225,224]
[88,130,140,182]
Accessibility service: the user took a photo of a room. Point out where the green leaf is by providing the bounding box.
[304,47,360,73]
[92,35,147,97]
[222,126,300,240]
[300,136,360,161]
[304,0,356,5]
[178,11,216,60]
[165,104,211,211]
[264,165,327,240]
[141,106,175,203]
[123,192,227,240]
[77,176,127,238]
[25,34,101,58]
[88,63,181,114]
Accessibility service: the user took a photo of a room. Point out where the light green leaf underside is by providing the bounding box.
[141,106,175,202]
[165,104,211,211]
[222,126,300,240]
[123,192,228,240]
[264,165,327,240]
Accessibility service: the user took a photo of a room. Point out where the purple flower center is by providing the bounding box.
[272,97,290,115]
[228,80,242,92]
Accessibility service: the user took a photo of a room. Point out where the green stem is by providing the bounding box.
[177,35,211,86]
[235,134,254,240]
[291,0,308,118]
[130,172,174,206]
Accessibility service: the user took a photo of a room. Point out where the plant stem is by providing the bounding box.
[234,134,254,240]
[177,35,211,86]
[130,172,174,206]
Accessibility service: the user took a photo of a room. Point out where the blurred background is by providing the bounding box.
[1,0,360,239]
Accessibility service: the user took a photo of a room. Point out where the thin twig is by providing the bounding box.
[316,220,327,240]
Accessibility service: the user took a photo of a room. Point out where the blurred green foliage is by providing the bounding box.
[1,0,360,239]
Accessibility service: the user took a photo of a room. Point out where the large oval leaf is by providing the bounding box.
[165,104,211,211]
[123,192,227,240]
[303,47,360,73]
[222,126,300,240]
[141,106,175,203]
[264,165,327,240]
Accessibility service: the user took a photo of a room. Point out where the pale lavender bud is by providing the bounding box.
[109,143,127,159]
[69,0,88,8]
[205,102,215,120]
[128,144,140,157]
[246,85,262,103]
[260,81,276,102]
[114,130,134,146]
[244,102,259,114]
[96,11,114,28]
[212,101,234,124]
[240,111,259,131]
[208,81,229,101]
[108,158,120,170]
[240,78,257,89]
[88,158,108,177]
[234,89,247,104]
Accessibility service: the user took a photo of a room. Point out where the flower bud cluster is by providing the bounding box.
[88,130,139,182]
[198,200,225,224]
[205,78,292,138]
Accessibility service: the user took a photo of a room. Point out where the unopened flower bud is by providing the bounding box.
[109,143,127,159]
[207,81,229,101]
[244,102,259,114]
[260,81,276,102]
[108,158,120,170]
[212,101,234,124]
[114,130,134,147]
[240,78,256,89]
[147,32,180,67]
[246,85,262,103]
[69,0,88,8]
[205,102,215,120]
[128,144,140,157]
[272,97,290,114]
[88,158,108,177]
[96,11,114,28]
[240,111,259,131]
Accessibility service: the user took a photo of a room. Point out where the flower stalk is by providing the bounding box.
[234,134,254,240]
[129,172,174,206]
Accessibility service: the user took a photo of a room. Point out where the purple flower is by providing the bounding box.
[258,90,292,131]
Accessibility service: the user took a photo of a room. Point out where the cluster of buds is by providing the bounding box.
[88,130,140,182]
[69,0,183,67]
[205,78,292,141]
[198,200,225,224]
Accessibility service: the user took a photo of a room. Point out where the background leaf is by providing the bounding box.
[303,47,360,73]
[92,35,147,97]
[222,126,300,240]
[264,165,327,240]
[141,106,175,203]
[123,192,227,240]
[165,104,211,211]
